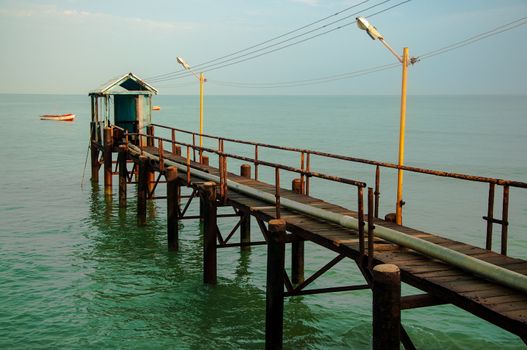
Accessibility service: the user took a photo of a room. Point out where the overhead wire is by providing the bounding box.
[147,0,410,83]
[187,15,527,90]
[146,0,371,81]
[416,15,527,61]
[209,63,400,88]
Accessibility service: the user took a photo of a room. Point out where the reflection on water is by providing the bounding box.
[82,183,326,349]
[1,94,525,349]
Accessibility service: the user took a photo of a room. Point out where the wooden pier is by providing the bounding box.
[88,120,527,349]
[86,69,527,349]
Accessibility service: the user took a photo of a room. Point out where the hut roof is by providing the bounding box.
[90,72,158,96]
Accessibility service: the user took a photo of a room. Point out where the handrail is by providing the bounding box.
[142,124,525,256]
[151,123,527,189]
[128,132,367,188]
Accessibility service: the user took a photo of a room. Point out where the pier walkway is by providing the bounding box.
[91,124,527,348]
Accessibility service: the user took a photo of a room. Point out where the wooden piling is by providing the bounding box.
[166,166,179,251]
[118,145,127,208]
[265,219,286,350]
[372,264,401,350]
[203,182,218,284]
[147,169,156,199]
[103,127,113,195]
[137,155,148,225]
[146,125,154,147]
[240,164,252,250]
[291,178,304,285]
[240,164,251,178]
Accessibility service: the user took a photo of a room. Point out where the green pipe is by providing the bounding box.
[130,145,527,294]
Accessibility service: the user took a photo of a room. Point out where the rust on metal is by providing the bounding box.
[502,185,510,256]
[358,187,365,255]
[368,187,375,269]
[485,183,496,250]
[375,165,380,218]
[275,167,281,219]
[151,124,527,188]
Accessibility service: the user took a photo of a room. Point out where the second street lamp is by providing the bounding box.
[356,16,416,225]
[177,56,205,162]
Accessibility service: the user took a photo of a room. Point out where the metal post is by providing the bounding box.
[501,185,510,255]
[90,121,99,183]
[358,186,365,255]
[166,166,179,251]
[485,183,495,250]
[291,178,304,285]
[137,156,148,226]
[240,164,252,250]
[203,182,217,284]
[374,165,380,218]
[395,47,409,226]
[255,145,259,181]
[171,129,177,155]
[275,168,281,219]
[199,72,205,162]
[265,219,286,350]
[118,145,127,208]
[372,264,401,350]
[145,126,155,197]
[103,127,113,195]
[368,187,375,268]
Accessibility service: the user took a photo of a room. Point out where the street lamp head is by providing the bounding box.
[177,56,191,70]
[356,16,384,41]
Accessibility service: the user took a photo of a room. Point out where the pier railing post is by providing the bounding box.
[199,155,210,222]
[145,126,156,198]
[103,127,113,195]
[118,145,127,207]
[166,166,179,251]
[265,219,286,350]
[137,155,148,226]
[202,182,218,284]
[372,264,401,350]
[291,178,304,285]
[240,164,252,250]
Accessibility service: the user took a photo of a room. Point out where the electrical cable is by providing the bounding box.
[147,0,408,83]
[417,15,527,61]
[208,63,400,88]
[146,0,372,81]
[179,15,527,90]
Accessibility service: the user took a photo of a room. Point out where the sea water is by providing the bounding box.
[0,94,526,349]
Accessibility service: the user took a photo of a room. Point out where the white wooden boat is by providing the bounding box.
[40,113,76,121]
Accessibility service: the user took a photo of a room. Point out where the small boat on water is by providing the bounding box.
[152,106,161,111]
[40,113,76,122]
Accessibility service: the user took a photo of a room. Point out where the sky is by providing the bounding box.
[0,0,526,95]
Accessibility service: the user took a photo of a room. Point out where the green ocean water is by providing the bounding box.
[0,94,526,349]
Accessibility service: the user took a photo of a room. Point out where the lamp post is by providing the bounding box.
[177,56,205,162]
[356,17,414,225]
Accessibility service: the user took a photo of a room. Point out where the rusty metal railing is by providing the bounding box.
[147,124,527,257]
[125,128,371,256]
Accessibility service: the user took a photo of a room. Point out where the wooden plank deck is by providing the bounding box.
[143,146,527,339]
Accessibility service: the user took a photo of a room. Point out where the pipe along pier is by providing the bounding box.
[90,123,527,348]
